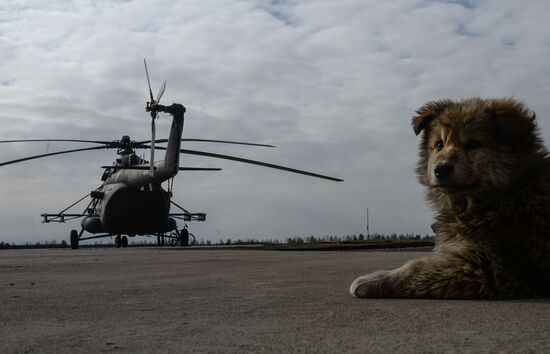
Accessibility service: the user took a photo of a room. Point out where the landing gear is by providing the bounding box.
[168,228,196,247]
[185,232,195,247]
[70,230,79,249]
[180,228,189,247]
[114,235,128,248]
[157,235,165,246]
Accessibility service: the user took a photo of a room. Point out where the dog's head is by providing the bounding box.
[413,98,543,203]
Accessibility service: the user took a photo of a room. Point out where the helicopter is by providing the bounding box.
[0,60,343,249]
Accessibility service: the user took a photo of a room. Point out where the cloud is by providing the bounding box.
[1,0,550,243]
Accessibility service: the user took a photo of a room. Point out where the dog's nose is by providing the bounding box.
[434,163,454,181]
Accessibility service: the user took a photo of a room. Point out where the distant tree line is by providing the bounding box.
[208,233,434,246]
[1,233,434,249]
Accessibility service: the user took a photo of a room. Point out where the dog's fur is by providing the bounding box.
[350,98,550,299]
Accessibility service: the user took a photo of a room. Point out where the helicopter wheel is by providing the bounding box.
[180,229,189,247]
[70,230,79,250]
[188,233,196,246]
[179,230,196,247]
[115,235,122,248]
[121,236,128,248]
[157,235,166,246]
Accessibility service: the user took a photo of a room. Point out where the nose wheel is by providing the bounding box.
[115,235,128,248]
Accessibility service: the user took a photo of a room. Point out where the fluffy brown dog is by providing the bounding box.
[350,97,550,299]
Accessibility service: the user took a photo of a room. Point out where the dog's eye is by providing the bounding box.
[465,139,481,151]
[434,141,444,151]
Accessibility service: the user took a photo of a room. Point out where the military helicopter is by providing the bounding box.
[0,60,343,249]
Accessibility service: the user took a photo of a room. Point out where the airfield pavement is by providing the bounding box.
[1,248,550,354]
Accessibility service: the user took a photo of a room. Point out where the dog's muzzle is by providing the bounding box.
[434,163,454,181]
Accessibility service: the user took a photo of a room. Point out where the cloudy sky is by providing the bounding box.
[1,0,550,244]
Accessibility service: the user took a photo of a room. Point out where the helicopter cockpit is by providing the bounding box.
[115,135,145,166]
[118,152,140,167]
[100,136,143,181]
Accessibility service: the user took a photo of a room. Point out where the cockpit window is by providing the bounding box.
[129,154,139,166]
[101,168,112,181]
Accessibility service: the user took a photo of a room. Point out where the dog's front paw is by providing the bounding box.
[350,270,396,298]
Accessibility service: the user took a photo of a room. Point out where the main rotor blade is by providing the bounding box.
[174,148,343,182]
[179,167,222,171]
[101,165,221,171]
[0,146,109,167]
[0,138,274,148]
[182,139,275,147]
[144,58,154,103]
[136,138,275,148]
[0,139,110,145]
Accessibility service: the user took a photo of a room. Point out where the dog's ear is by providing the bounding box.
[488,99,538,150]
[412,100,453,136]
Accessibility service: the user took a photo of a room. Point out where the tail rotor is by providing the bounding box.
[144,59,166,175]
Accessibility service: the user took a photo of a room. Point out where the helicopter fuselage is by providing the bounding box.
[82,182,176,235]
[81,103,185,236]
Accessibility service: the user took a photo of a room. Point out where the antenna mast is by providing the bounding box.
[366,208,370,239]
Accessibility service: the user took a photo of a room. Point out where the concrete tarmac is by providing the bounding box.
[1,248,549,353]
